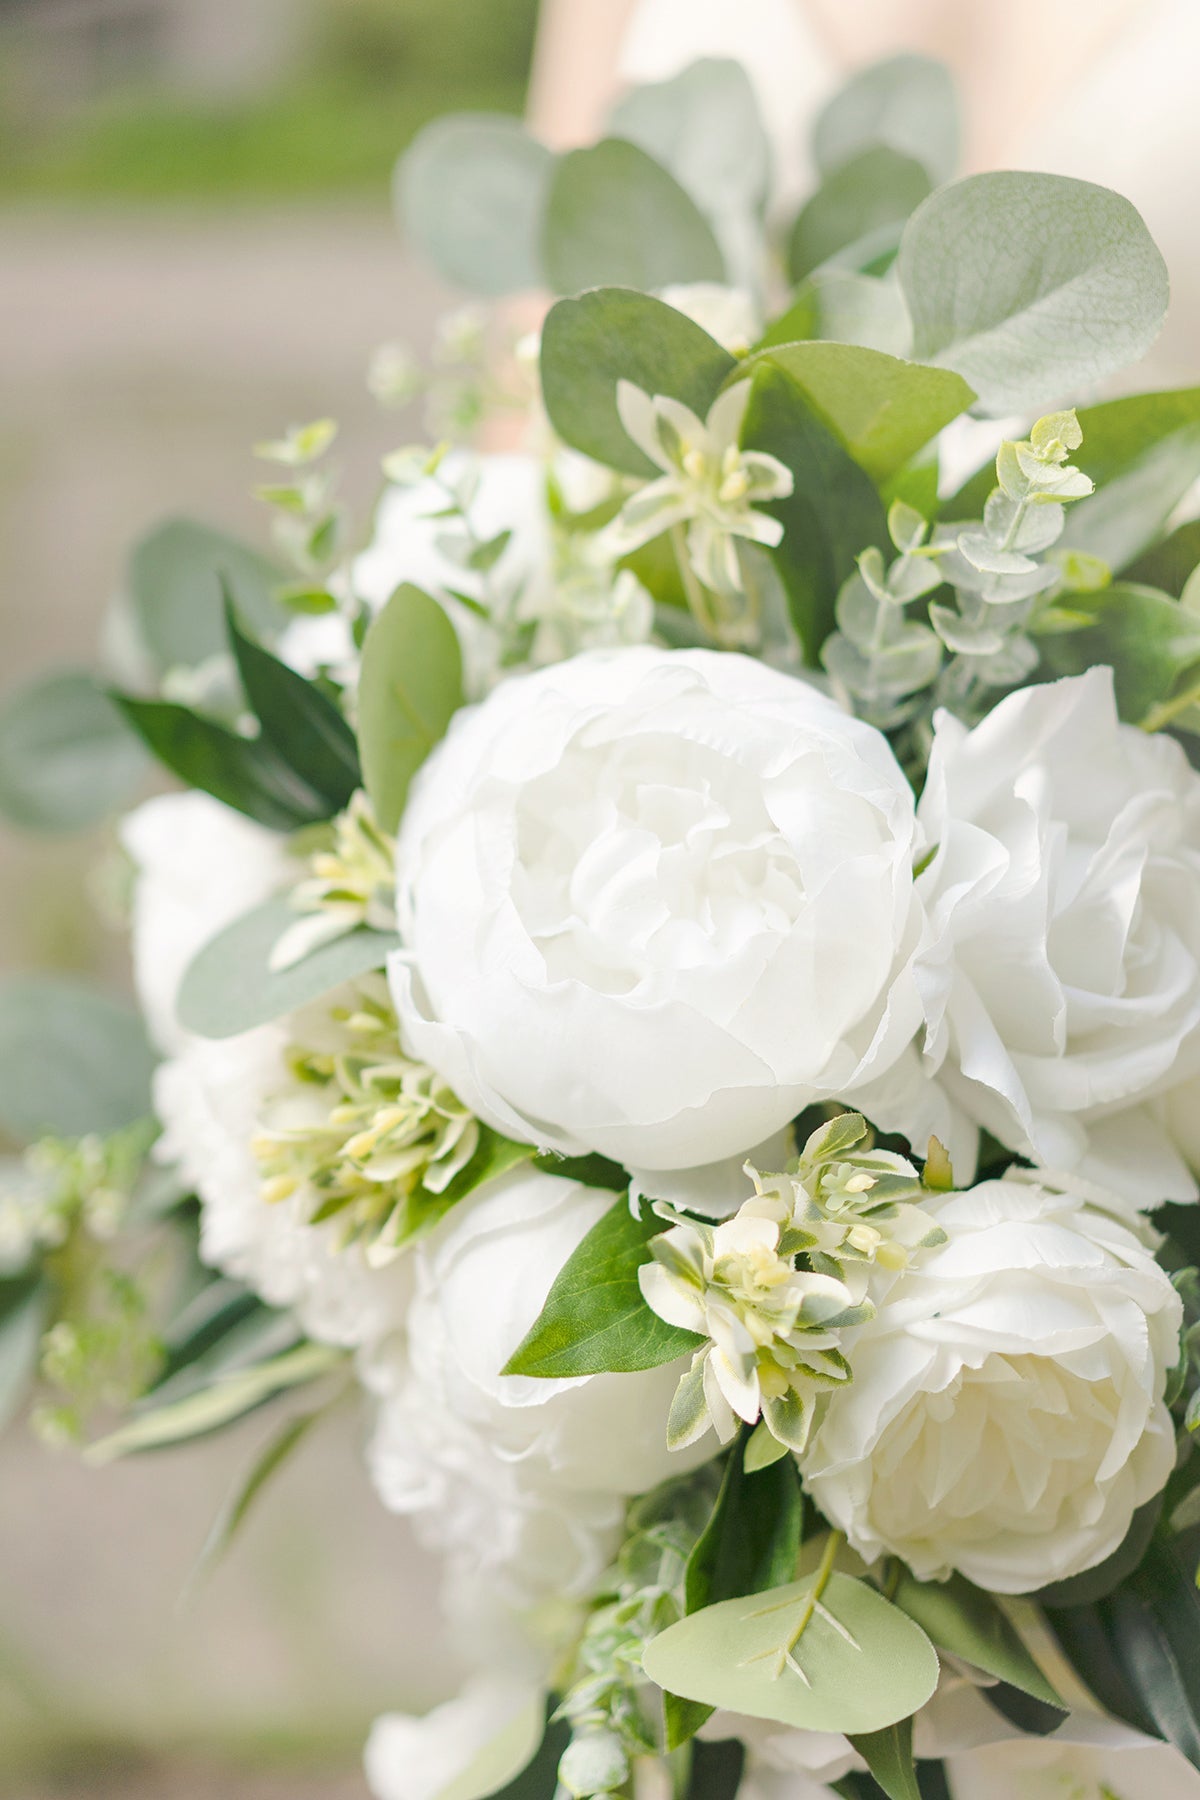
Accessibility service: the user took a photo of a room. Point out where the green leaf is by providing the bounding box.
[899,173,1169,415]
[0,977,155,1144]
[223,597,360,811]
[847,1718,919,1800]
[86,1341,345,1462]
[356,583,464,837]
[739,361,887,664]
[741,342,973,485]
[398,114,555,297]
[1033,1498,1163,1609]
[378,1126,534,1253]
[176,894,401,1040]
[0,1277,48,1433]
[114,695,330,830]
[126,517,286,674]
[541,139,724,295]
[530,1150,629,1192]
[540,288,736,478]
[766,271,912,358]
[814,54,959,187]
[684,1741,746,1800]
[0,670,146,834]
[890,1569,1062,1707]
[502,1196,702,1379]
[665,1434,805,1748]
[788,147,932,287]
[1036,582,1200,724]
[641,1570,940,1735]
[1126,518,1200,596]
[1100,1528,1200,1770]
[1060,429,1200,575]
[608,60,769,286]
[194,1404,325,1578]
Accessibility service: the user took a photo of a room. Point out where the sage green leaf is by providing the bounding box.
[114,695,330,830]
[1036,582,1200,724]
[224,598,360,811]
[608,60,770,286]
[739,362,886,664]
[846,1718,919,1800]
[741,343,973,484]
[899,173,1169,416]
[356,583,464,836]
[0,670,147,833]
[814,54,959,187]
[502,1197,702,1379]
[641,1571,939,1735]
[127,517,286,674]
[0,1277,48,1433]
[0,977,155,1144]
[764,272,912,358]
[176,895,401,1040]
[665,1434,805,1749]
[194,1404,325,1579]
[86,1341,345,1462]
[397,114,555,296]
[541,139,724,295]
[788,148,932,286]
[540,289,736,477]
[890,1569,1061,1706]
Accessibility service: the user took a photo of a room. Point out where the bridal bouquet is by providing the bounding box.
[9,50,1200,1800]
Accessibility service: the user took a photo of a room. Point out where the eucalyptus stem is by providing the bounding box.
[784,1528,845,1660]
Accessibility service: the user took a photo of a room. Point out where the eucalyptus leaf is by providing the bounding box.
[115,695,330,830]
[356,583,464,837]
[1036,581,1200,723]
[0,977,155,1144]
[127,517,285,674]
[814,53,959,187]
[0,1277,48,1433]
[540,289,736,478]
[846,1718,919,1800]
[890,1569,1061,1706]
[541,139,724,295]
[397,114,555,296]
[0,670,146,834]
[224,598,360,811]
[899,173,1169,416]
[788,148,931,287]
[502,1196,702,1379]
[641,1571,939,1735]
[176,894,401,1040]
[765,272,912,358]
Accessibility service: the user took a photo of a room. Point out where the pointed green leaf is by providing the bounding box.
[541,138,724,295]
[356,583,463,836]
[0,670,146,834]
[223,597,360,811]
[398,114,555,297]
[0,1277,48,1433]
[194,1404,325,1578]
[890,1569,1062,1707]
[114,694,328,830]
[847,1718,920,1800]
[502,1197,702,1379]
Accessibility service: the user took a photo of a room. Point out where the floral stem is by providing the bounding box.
[784,1528,844,1659]
[670,523,718,642]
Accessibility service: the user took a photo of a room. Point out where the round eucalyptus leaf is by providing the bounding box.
[0,977,156,1145]
[541,138,724,296]
[788,147,931,286]
[128,517,285,675]
[0,669,146,833]
[397,114,555,297]
[814,53,959,187]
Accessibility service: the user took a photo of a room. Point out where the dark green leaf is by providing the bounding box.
[530,1150,629,1191]
[540,288,736,478]
[223,597,360,811]
[114,695,329,830]
[1047,1603,1159,1740]
[176,895,401,1040]
[127,517,286,674]
[1100,1527,1200,1769]
[502,1196,702,1378]
[1126,519,1200,595]
[890,1568,1061,1706]
[788,147,931,286]
[684,1740,745,1800]
[814,53,959,186]
[356,583,464,836]
[1033,1498,1164,1608]
[0,1276,48,1433]
[739,361,887,664]
[1035,582,1200,724]
[847,1718,920,1800]
[541,138,724,295]
[378,1126,534,1253]
[0,670,146,833]
[398,114,555,297]
[0,977,156,1144]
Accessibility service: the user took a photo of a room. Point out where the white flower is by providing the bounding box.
[366,1674,545,1800]
[604,380,792,598]
[365,1168,712,1610]
[915,668,1200,1203]
[944,1711,1200,1800]
[801,1175,1181,1593]
[389,646,925,1173]
[658,283,762,355]
[699,1713,859,1800]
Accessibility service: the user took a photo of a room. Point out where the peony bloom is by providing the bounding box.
[915,668,1200,1202]
[366,1675,546,1800]
[943,1711,1200,1799]
[801,1175,1181,1593]
[390,646,925,1174]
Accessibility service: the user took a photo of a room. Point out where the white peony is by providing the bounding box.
[122,792,411,1350]
[366,1167,713,1609]
[389,646,925,1174]
[915,668,1200,1202]
[801,1175,1181,1593]
[944,1711,1200,1799]
[366,1674,546,1800]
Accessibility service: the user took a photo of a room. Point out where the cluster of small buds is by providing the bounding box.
[270,790,397,972]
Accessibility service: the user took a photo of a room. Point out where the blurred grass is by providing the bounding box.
[0,0,540,202]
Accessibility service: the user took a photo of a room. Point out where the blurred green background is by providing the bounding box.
[0,3,537,1795]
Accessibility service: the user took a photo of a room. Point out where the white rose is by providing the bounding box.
[122,793,411,1350]
[801,1176,1181,1593]
[915,668,1200,1203]
[366,1167,712,1606]
[390,647,925,1174]
[945,1712,1200,1800]
[366,1674,546,1800]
